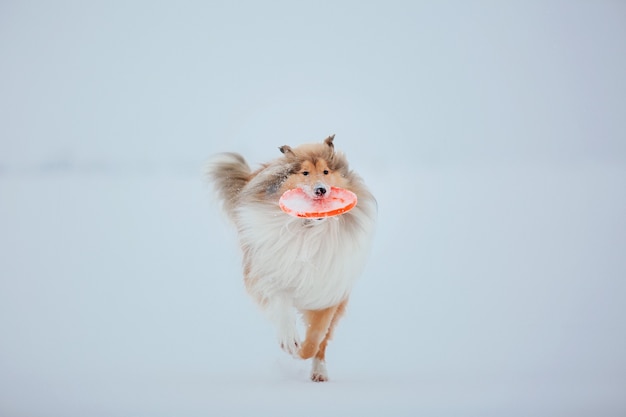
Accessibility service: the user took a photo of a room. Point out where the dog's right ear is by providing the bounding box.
[279,145,294,156]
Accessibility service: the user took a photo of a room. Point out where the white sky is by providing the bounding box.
[1,1,625,169]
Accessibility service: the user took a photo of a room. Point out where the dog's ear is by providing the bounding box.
[324,134,335,158]
[324,134,335,150]
[279,145,294,156]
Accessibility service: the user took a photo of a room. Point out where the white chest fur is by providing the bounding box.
[236,201,375,310]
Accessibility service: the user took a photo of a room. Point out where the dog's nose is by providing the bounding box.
[314,186,327,197]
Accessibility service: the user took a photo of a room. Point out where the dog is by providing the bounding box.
[206,135,376,382]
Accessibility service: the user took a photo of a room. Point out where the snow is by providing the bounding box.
[1,165,625,416]
[1,1,626,416]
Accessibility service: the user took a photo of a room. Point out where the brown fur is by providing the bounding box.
[300,299,348,361]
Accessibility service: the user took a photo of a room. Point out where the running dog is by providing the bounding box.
[207,135,376,381]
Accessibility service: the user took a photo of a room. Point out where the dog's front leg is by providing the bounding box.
[300,300,348,382]
[265,294,300,357]
[299,305,339,361]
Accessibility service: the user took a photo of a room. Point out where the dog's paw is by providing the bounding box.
[311,358,328,382]
[311,372,328,382]
[278,328,301,357]
[279,337,300,357]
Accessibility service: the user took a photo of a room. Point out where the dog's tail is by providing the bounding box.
[206,152,251,216]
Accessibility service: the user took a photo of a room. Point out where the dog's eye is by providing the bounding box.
[302,171,309,176]
[323,170,329,175]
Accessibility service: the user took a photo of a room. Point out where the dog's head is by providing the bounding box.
[278,134,350,199]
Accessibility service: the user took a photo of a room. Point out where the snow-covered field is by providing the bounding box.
[1,1,625,416]
[1,163,625,416]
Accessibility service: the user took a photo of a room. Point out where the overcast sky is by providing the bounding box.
[1,1,625,171]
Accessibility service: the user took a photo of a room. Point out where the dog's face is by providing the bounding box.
[278,135,350,199]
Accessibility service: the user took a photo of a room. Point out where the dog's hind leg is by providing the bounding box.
[300,299,348,382]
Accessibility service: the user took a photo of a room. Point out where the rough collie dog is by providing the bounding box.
[207,135,376,382]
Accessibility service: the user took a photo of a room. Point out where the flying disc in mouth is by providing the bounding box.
[279,187,357,218]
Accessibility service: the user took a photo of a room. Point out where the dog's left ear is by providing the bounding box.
[324,134,335,157]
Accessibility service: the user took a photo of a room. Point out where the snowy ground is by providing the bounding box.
[1,161,625,416]
[2,1,626,416]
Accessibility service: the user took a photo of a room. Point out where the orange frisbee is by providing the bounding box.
[279,187,357,218]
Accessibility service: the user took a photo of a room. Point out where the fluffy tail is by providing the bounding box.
[206,152,251,216]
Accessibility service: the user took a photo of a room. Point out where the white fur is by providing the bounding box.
[235,186,375,356]
[236,198,375,311]
[266,292,300,357]
[311,358,328,381]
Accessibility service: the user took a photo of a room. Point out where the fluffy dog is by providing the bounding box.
[207,135,376,382]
